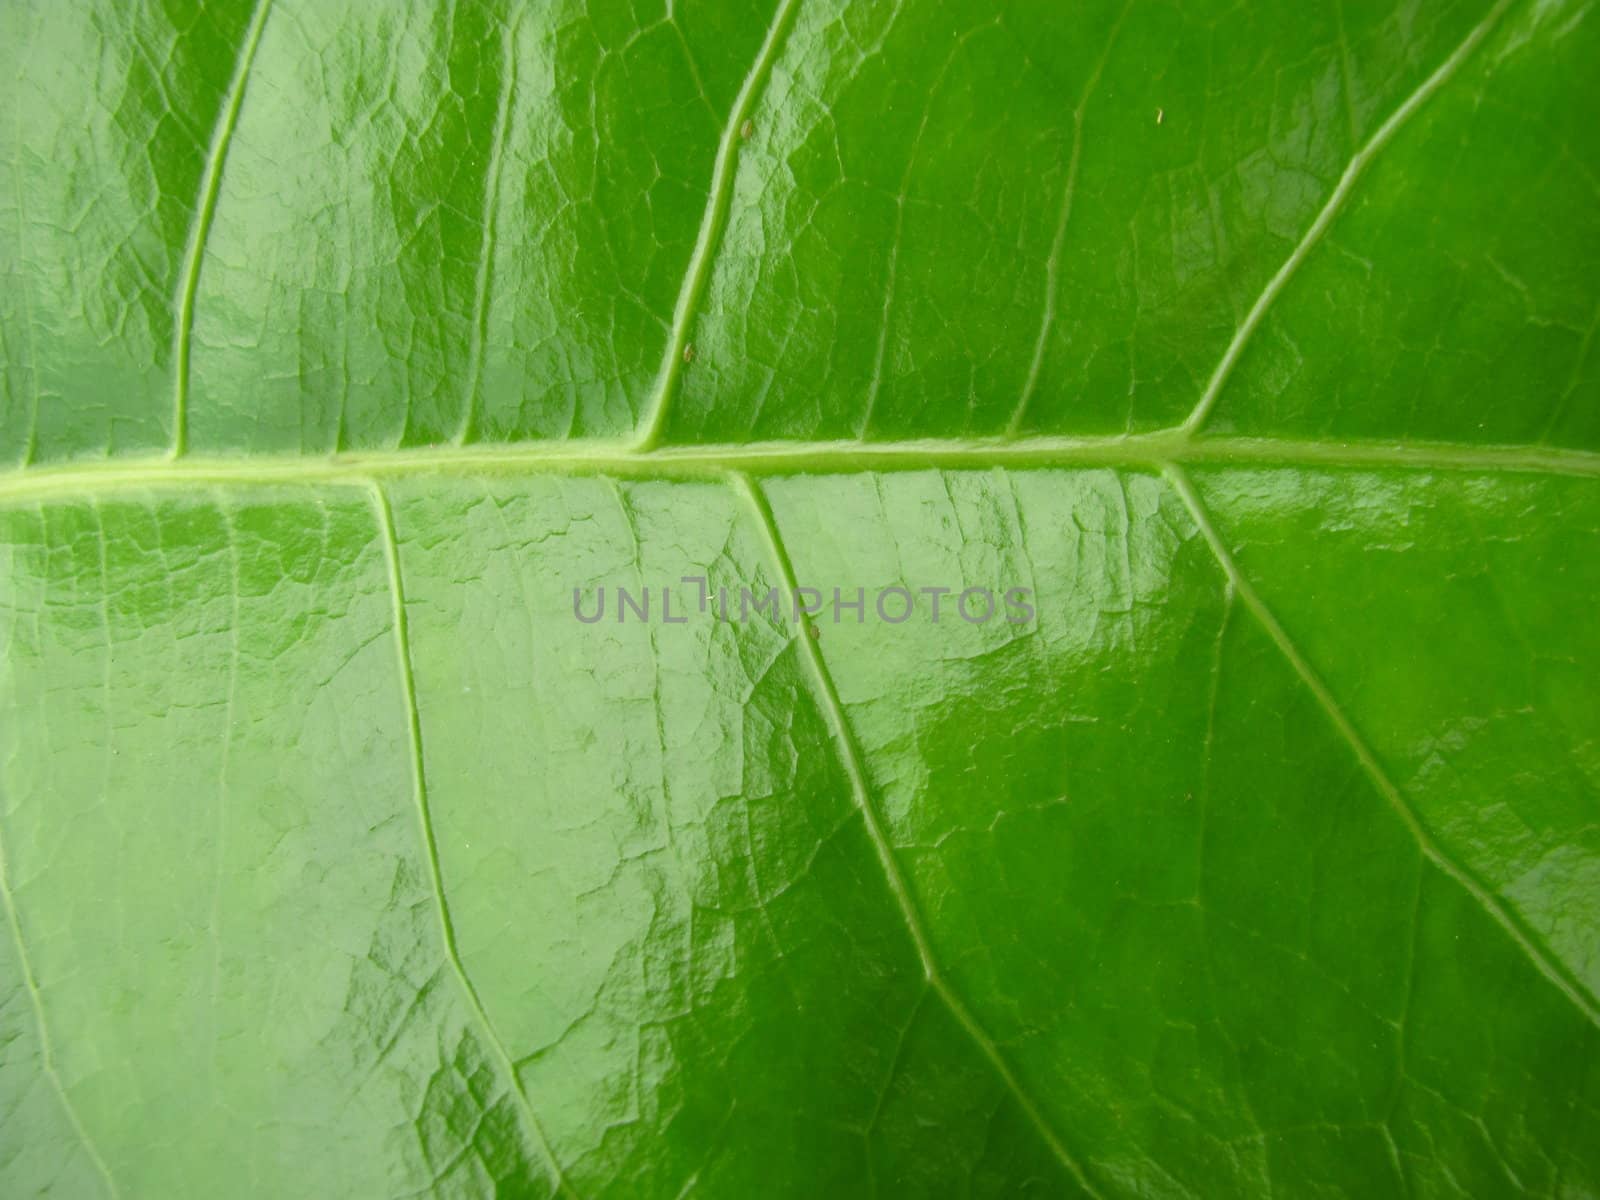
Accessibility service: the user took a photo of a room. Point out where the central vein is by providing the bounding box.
[1,433,1596,505]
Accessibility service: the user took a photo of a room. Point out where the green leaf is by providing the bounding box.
[2,0,1597,1196]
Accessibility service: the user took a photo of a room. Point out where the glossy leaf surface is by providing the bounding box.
[2,0,1598,1196]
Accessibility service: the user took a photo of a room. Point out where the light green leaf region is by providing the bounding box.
[1,0,1597,1196]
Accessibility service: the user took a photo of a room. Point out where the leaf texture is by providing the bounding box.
[1,0,1598,1196]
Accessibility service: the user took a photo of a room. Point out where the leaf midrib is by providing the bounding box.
[1,433,1595,504]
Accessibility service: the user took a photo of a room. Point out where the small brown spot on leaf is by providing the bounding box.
[683,343,696,364]
[739,118,754,140]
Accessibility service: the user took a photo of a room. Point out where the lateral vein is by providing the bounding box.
[861,21,984,438]
[368,482,577,1197]
[733,470,1105,1198]
[0,820,120,1197]
[1177,0,1518,438]
[171,0,275,459]
[1166,463,1600,1031]
[633,0,803,450]
[1009,0,1132,436]
[456,14,520,446]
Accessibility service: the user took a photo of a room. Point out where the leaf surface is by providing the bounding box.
[2,0,1598,1196]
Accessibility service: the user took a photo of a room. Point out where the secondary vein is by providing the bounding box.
[633,0,803,451]
[369,481,576,1197]
[733,470,1105,1198]
[0,815,120,1197]
[1177,0,1519,438]
[456,13,521,447]
[1166,462,1600,1031]
[171,0,275,459]
[1008,0,1132,437]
